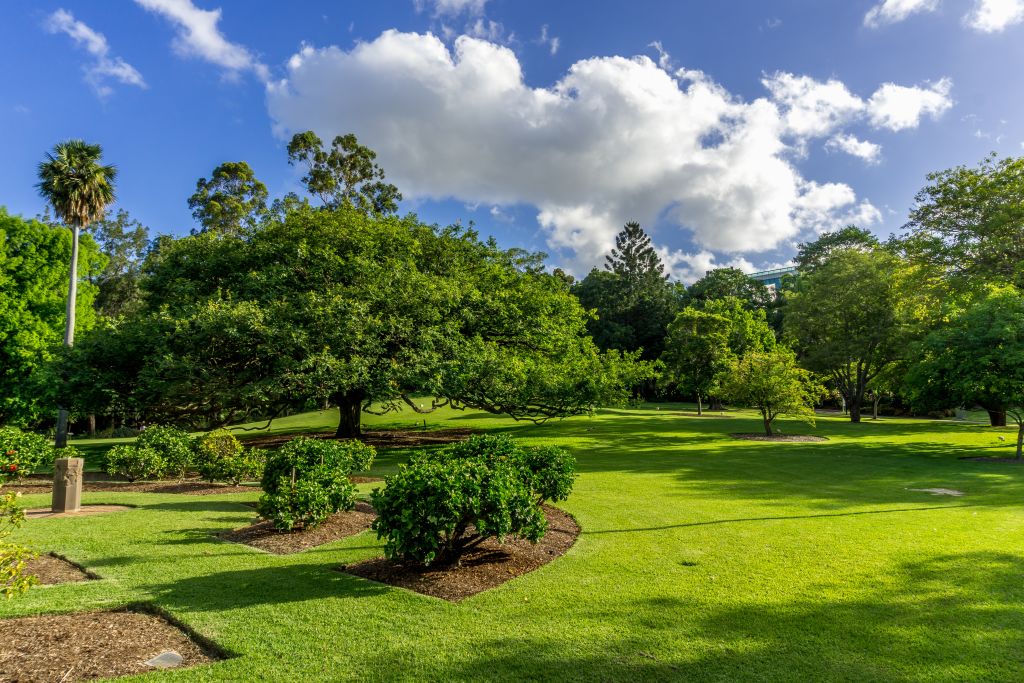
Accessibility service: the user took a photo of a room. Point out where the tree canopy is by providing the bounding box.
[720,347,822,437]
[794,226,879,273]
[688,267,771,310]
[188,161,268,237]
[286,131,401,215]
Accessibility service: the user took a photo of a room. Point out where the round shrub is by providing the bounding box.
[371,434,575,566]
[105,444,165,482]
[258,437,376,531]
[136,426,195,479]
[194,430,263,485]
[0,427,58,483]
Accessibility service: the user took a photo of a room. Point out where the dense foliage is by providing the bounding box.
[258,437,376,531]
[105,443,164,482]
[371,434,575,566]
[136,425,194,479]
[0,426,60,482]
[195,429,263,485]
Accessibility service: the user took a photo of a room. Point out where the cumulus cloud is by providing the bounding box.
[266,32,946,272]
[867,78,953,130]
[965,0,1024,31]
[134,0,268,81]
[864,0,940,27]
[658,248,757,284]
[44,9,146,97]
[825,133,883,164]
[415,0,489,16]
[762,72,865,139]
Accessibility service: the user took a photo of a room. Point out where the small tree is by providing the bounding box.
[720,348,822,436]
[660,307,732,415]
[188,161,268,237]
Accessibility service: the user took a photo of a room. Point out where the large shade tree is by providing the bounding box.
[68,206,645,437]
[906,286,1024,456]
[784,247,908,423]
[36,140,116,447]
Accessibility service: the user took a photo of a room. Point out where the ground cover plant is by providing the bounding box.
[4,404,1024,681]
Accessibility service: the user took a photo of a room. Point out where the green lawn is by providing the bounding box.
[6,406,1024,681]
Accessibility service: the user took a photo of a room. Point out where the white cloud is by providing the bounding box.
[867,78,953,130]
[44,9,146,97]
[266,32,912,272]
[415,0,488,16]
[658,248,757,284]
[965,0,1024,31]
[762,72,865,139]
[539,25,560,56]
[825,133,883,163]
[134,0,268,81]
[864,0,940,27]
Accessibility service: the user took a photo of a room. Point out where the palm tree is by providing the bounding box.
[37,140,116,448]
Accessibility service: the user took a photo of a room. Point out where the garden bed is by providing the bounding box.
[243,427,478,450]
[24,553,98,584]
[218,501,376,554]
[341,505,579,601]
[0,605,222,682]
[730,433,828,442]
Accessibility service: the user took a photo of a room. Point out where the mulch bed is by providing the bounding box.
[218,501,376,554]
[8,479,257,497]
[730,433,828,442]
[341,505,580,602]
[24,553,97,585]
[243,427,478,450]
[0,606,221,682]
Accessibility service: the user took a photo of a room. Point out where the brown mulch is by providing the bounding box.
[24,554,97,585]
[341,505,580,602]
[0,606,221,682]
[242,427,478,450]
[218,501,376,554]
[7,479,257,496]
[730,433,828,442]
[349,475,385,484]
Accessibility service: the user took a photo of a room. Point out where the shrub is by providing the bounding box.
[137,426,195,479]
[105,444,165,482]
[1,489,36,598]
[195,430,264,485]
[371,434,575,566]
[0,427,58,483]
[258,437,376,531]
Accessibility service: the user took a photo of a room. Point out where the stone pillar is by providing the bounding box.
[52,458,83,514]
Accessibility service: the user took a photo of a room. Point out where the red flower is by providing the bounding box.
[6,464,16,472]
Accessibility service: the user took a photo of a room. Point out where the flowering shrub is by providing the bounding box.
[105,444,165,482]
[0,427,58,484]
[195,430,264,485]
[136,426,195,479]
[1,489,36,598]
[371,434,575,566]
[258,437,376,531]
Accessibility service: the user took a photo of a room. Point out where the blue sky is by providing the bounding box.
[2,0,1022,281]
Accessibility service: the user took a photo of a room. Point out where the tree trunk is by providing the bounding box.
[762,412,773,437]
[872,394,880,420]
[709,398,724,411]
[88,414,96,437]
[55,224,80,449]
[1017,420,1024,461]
[335,389,365,439]
[988,409,1007,427]
[848,396,862,423]
[696,393,703,416]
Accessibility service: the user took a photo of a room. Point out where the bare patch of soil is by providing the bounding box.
[0,605,222,682]
[242,427,478,450]
[25,505,134,520]
[219,501,376,554]
[730,433,828,442]
[24,553,98,585]
[8,479,257,496]
[342,505,580,602]
[349,475,384,484]
[960,456,1024,464]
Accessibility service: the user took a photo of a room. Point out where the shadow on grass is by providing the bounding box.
[409,551,1024,682]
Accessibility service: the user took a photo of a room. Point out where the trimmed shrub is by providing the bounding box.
[0,427,59,483]
[105,444,165,482]
[194,430,263,485]
[136,426,195,479]
[258,437,376,531]
[370,434,575,566]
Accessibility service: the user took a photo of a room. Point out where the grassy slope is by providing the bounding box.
[5,405,1024,682]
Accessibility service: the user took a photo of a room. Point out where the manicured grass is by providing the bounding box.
[6,406,1024,681]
